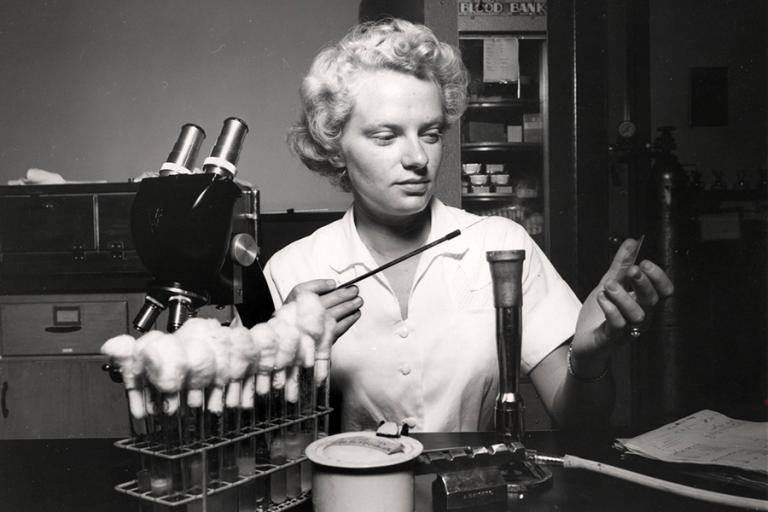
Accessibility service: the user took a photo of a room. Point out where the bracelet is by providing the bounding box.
[567,344,609,383]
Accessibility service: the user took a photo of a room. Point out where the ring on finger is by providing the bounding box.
[625,324,645,339]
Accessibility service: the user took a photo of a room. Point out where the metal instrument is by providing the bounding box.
[415,249,552,511]
[487,250,526,443]
[130,119,272,333]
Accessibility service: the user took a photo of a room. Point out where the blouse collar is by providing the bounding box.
[326,197,471,276]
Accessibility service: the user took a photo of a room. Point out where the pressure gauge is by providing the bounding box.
[618,121,636,138]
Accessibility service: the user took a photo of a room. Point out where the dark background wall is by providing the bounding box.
[649,0,767,185]
[1,1,764,212]
[0,0,359,213]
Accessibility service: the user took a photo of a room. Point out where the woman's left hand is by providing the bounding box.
[571,238,675,378]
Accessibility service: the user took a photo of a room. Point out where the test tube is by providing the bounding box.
[253,392,272,511]
[205,387,225,482]
[184,389,206,494]
[165,394,189,497]
[218,381,243,512]
[316,366,331,438]
[143,384,174,502]
[238,374,258,512]
[298,364,316,493]
[269,435,287,504]
[285,429,302,499]
[269,379,289,504]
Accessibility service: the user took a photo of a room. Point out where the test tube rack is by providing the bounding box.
[113,406,332,511]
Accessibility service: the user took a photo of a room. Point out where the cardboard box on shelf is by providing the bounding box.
[466,122,506,143]
[523,114,542,143]
[507,125,523,143]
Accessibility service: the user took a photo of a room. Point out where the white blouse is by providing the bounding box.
[263,198,581,432]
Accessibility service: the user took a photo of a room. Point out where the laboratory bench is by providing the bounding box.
[1,430,763,512]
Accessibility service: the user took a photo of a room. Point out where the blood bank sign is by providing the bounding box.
[459,2,547,15]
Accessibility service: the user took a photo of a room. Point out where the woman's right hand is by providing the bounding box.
[284,279,363,343]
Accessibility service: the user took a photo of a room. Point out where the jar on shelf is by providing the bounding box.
[515,179,538,198]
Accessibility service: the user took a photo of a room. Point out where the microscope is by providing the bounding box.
[130,118,273,333]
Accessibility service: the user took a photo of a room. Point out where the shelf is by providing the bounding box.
[462,142,542,151]
[463,193,542,201]
[467,98,540,108]
[459,28,548,252]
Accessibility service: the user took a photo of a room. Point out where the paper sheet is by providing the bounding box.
[617,410,768,474]
[483,38,519,83]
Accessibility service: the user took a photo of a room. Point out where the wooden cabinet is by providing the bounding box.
[0,293,236,439]
[0,293,142,439]
[0,357,129,439]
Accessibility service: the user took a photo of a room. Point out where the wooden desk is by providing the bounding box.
[412,431,766,512]
[0,431,763,512]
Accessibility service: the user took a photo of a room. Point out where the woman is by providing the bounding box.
[262,18,673,432]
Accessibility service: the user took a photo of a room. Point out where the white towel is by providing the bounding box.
[8,168,108,185]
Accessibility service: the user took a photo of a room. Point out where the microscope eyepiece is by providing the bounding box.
[203,117,249,179]
[160,123,206,176]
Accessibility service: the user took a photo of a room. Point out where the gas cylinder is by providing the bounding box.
[633,126,692,428]
[649,126,688,285]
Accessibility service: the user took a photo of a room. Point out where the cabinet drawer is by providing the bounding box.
[0,301,129,356]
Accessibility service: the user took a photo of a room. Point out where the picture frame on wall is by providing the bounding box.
[689,67,729,127]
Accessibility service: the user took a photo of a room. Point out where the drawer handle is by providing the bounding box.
[44,326,82,334]
[1,381,8,419]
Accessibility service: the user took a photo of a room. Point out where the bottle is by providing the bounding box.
[710,170,728,191]
[756,169,767,191]
[735,170,750,191]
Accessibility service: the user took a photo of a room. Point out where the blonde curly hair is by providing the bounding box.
[287,18,468,192]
